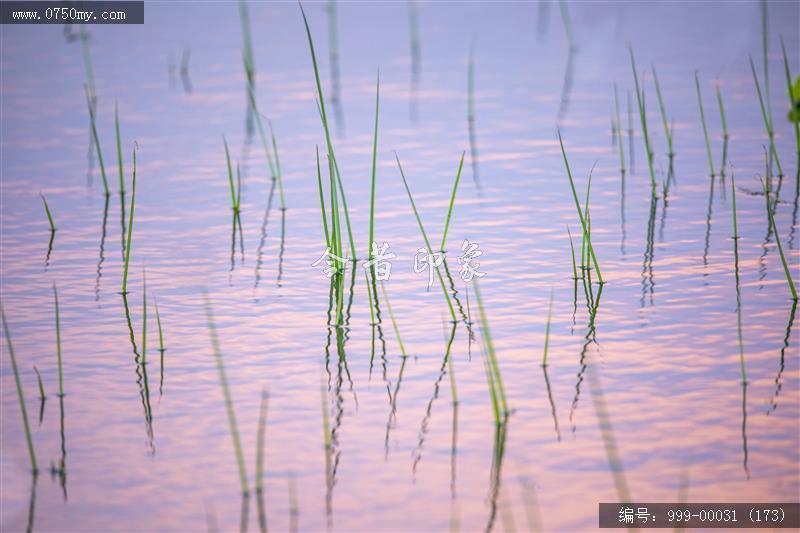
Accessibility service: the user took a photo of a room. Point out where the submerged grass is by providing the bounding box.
[651,65,674,157]
[473,280,508,425]
[541,288,554,367]
[40,193,55,232]
[440,152,466,252]
[204,296,249,495]
[1,304,37,473]
[395,154,457,321]
[85,86,109,197]
[694,71,715,177]
[558,131,603,285]
[731,167,746,384]
[121,144,137,295]
[255,388,269,493]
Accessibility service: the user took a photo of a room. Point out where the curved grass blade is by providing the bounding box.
[395,153,456,321]
[651,65,673,157]
[40,193,55,232]
[694,71,715,177]
[1,304,37,473]
[473,280,508,423]
[85,85,109,196]
[441,152,466,252]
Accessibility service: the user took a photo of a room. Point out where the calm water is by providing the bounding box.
[2,1,799,531]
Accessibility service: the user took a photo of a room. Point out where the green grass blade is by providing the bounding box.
[315,146,331,250]
[368,69,380,260]
[628,46,656,191]
[121,144,137,295]
[694,71,715,177]
[331,158,356,260]
[300,4,338,193]
[85,86,109,196]
[557,131,603,285]
[223,137,238,212]
[53,283,63,397]
[715,82,728,139]
[155,296,164,353]
[395,153,457,321]
[764,181,798,300]
[780,36,800,157]
[248,87,279,182]
[40,193,55,231]
[268,120,285,210]
[567,225,578,281]
[205,296,250,495]
[440,152,466,252]
[473,280,508,422]
[80,27,96,105]
[1,304,37,473]
[379,281,407,357]
[750,56,783,177]
[651,64,673,156]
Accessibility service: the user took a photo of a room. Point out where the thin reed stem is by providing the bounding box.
[628,46,656,192]
[53,284,63,397]
[651,65,673,156]
[121,144,137,295]
[473,280,508,423]
[395,154,457,321]
[1,304,37,473]
[695,71,715,177]
[85,86,109,196]
[368,70,380,260]
[441,152,466,252]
